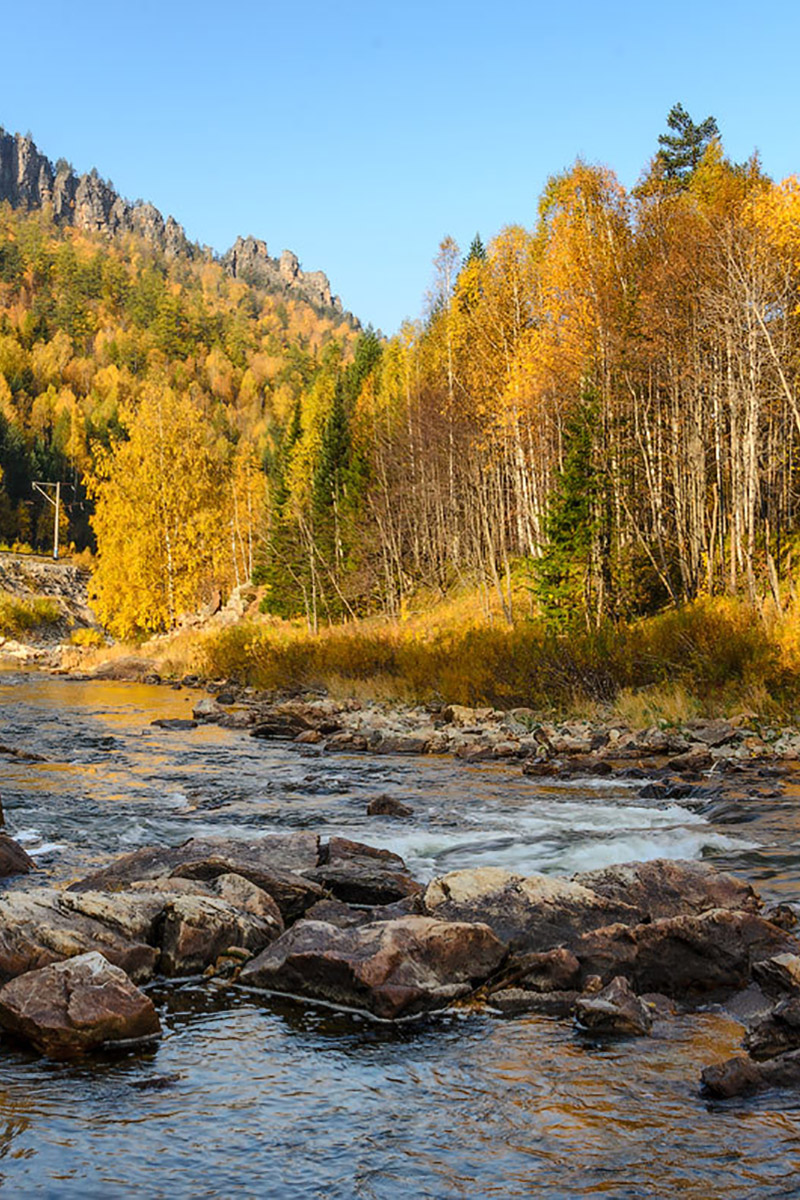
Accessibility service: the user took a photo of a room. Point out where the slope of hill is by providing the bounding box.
[0,127,347,316]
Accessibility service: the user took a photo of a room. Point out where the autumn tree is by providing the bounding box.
[87,385,229,638]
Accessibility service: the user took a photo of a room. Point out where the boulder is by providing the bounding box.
[424,868,641,954]
[171,857,323,922]
[574,976,653,1036]
[575,909,795,997]
[573,859,759,922]
[304,837,422,906]
[0,834,35,878]
[0,891,160,983]
[68,833,323,920]
[159,893,282,976]
[701,1050,800,1098]
[151,718,197,730]
[745,997,800,1060]
[240,915,507,1020]
[0,952,161,1059]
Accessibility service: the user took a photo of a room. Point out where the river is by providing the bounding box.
[1,668,799,1197]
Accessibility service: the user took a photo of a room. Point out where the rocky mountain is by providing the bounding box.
[0,128,343,314]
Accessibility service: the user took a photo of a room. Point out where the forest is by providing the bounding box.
[3,106,800,653]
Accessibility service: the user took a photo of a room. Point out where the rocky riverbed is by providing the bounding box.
[0,820,797,1102]
[3,668,800,1195]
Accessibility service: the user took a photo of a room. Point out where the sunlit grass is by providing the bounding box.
[0,591,61,638]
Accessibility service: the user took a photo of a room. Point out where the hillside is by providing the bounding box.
[0,128,348,315]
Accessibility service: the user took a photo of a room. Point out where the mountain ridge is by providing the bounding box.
[0,127,347,317]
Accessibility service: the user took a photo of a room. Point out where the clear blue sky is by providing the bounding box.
[1,1,797,334]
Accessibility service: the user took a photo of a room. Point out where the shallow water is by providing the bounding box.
[1,668,800,1197]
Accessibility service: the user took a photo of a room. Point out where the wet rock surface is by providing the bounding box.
[305,837,422,906]
[0,951,161,1059]
[574,976,654,1037]
[0,834,35,879]
[239,915,507,1019]
[575,909,795,996]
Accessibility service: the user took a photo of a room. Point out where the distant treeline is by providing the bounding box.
[3,106,800,638]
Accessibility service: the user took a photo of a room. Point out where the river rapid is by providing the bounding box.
[1,668,800,1197]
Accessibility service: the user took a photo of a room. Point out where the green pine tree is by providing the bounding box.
[656,103,720,184]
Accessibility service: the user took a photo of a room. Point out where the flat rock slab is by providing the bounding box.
[240,915,507,1020]
[575,909,796,997]
[0,951,161,1059]
[424,868,641,954]
[573,859,759,921]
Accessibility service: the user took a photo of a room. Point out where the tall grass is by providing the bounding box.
[188,596,797,718]
[0,592,62,638]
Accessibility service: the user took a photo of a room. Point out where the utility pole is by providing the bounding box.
[32,481,61,560]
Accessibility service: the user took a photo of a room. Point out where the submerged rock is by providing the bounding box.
[574,976,653,1037]
[0,951,161,1059]
[366,795,414,818]
[240,915,507,1020]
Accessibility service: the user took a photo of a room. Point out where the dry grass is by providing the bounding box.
[0,591,61,637]
[89,591,800,722]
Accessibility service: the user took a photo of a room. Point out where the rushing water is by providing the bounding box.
[1,668,800,1197]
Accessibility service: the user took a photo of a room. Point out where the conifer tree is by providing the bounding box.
[656,103,720,183]
[535,397,600,629]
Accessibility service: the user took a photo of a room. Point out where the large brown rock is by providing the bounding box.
[0,951,161,1059]
[424,868,641,954]
[159,892,282,975]
[573,859,759,921]
[240,915,507,1020]
[304,838,422,906]
[575,909,795,997]
[0,891,160,984]
[701,1050,800,1098]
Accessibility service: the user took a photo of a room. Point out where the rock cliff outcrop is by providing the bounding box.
[0,128,344,314]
